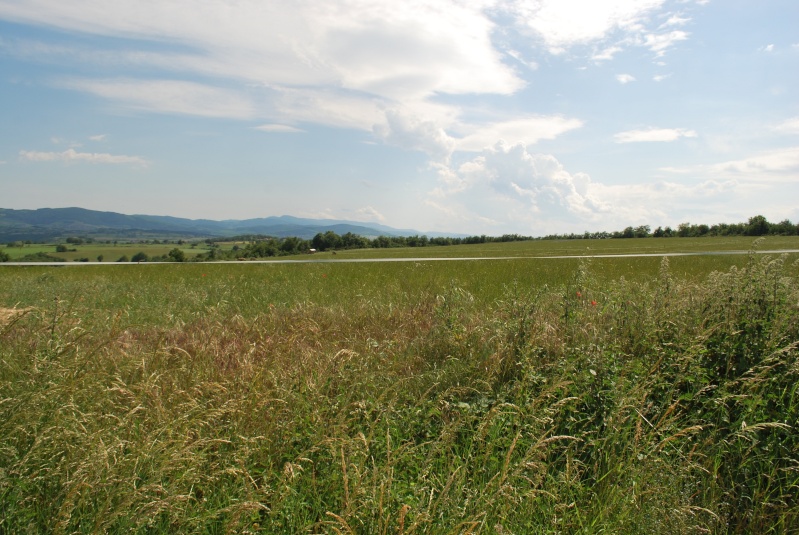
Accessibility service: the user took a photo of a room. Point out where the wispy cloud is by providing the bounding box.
[774,117,799,134]
[59,78,256,119]
[19,148,148,166]
[454,115,584,153]
[644,30,689,57]
[661,146,799,182]
[254,124,304,133]
[614,127,697,143]
[592,46,623,62]
[0,0,696,139]
[89,134,107,141]
[708,147,799,177]
[659,13,690,28]
[616,74,636,84]
[353,206,386,223]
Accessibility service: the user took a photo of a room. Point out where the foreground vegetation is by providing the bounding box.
[1,243,798,533]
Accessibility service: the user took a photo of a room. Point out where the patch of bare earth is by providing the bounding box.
[0,307,34,325]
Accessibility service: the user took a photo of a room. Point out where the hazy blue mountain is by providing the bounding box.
[0,207,462,241]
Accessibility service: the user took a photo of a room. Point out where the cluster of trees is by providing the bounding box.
[119,249,188,263]
[196,232,536,260]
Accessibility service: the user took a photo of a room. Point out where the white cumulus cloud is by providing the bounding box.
[457,141,607,217]
[616,73,636,84]
[510,0,667,53]
[19,148,148,166]
[374,109,456,162]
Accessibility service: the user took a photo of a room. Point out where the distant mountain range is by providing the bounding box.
[0,207,461,242]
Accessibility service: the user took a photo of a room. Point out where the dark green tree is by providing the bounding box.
[312,231,342,251]
[746,215,770,236]
[167,248,186,262]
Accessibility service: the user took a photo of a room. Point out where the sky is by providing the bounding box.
[1,0,797,236]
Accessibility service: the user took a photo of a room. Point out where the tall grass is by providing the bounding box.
[1,250,797,533]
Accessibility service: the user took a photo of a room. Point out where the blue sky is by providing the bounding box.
[1,0,797,236]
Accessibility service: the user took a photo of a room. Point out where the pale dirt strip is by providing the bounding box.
[2,249,799,266]
[0,307,35,326]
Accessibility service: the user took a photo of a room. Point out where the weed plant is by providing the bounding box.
[0,248,798,533]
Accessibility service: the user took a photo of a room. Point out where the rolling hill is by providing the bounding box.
[0,207,456,242]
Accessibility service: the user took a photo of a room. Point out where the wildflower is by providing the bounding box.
[591,300,597,306]
[322,273,328,278]
[576,291,582,298]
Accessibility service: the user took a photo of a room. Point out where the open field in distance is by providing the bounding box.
[4,235,799,263]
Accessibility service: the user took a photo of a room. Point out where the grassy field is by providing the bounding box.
[1,238,798,533]
[5,235,799,263]
[320,236,799,259]
[3,242,209,262]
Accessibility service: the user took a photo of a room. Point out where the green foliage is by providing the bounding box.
[15,252,66,262]
[167,247,186,262]
[131,251,149,262]
[0,250,8,262]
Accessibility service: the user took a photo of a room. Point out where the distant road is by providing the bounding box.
[3,249,799,266]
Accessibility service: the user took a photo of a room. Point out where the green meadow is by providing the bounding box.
[1,237,798,533]
[5,235,799,263]
[3,242,207,262]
